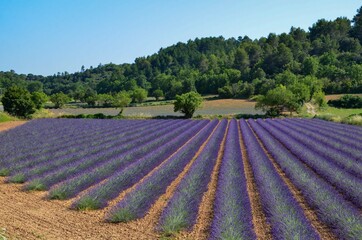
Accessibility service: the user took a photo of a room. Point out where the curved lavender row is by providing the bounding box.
[0,119,88,154]
[24,120,189,191]
[71,120,209,209]
[282,119,362,159]
[0,119,136,174]
[0,119,120,161]
[297,118,362,141]
[7,120,170,181]
[209,119,256,240]
[267,120,362,178]
[312,118,362,134]
[1,119,147,172]
[240,119,319,239]
[257,119,362,208]
[248,120,362,239]
[105,120,219,223]
[158,120,228,234]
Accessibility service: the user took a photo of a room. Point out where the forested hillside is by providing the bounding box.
[1,6,362,100]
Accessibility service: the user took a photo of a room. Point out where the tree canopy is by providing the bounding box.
[174,91,203,118]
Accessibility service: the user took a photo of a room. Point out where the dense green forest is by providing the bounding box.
[1,6,362,101]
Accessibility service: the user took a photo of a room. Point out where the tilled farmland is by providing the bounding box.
[0,118,361,239]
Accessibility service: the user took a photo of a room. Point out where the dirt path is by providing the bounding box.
[238,122,272,240]
[186,121,229,240]
[0,121,27,132]
[305,103,316,115]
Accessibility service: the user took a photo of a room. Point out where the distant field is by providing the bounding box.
[325,93,362,101]
[49,99,261,117]
[0,118,361,239]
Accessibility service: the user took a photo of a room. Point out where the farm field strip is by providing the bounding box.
[158,120,228,234]
[248,120,361,239]
[257,119,362,208]
[240,119,319,239]
[282,118,362,159]
[45,120,199,198]
[0,118,361,240]
[209,119,255,240]
[6,120,170,182]
[268,119,362,178]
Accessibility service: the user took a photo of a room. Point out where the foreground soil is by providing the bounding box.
[0,123,157,240]
[0,180,159,239]
[0,121,27,132]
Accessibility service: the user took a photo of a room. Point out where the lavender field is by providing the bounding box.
[0,118,361,239]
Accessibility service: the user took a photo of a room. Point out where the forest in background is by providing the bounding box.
[1,6,362,102]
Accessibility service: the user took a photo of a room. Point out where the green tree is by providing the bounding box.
[255,85,299,116]
[351,6,362,43]
[302,57,319,76]
[152,89,164,101]
[50,92,70,109]
[97,94,114,107]
[31,91,48,109]
[1,86,35,118]
[174,91,203,118]
[83,88,98,107]
[312,91,327,108]
[131,88,148,103]
[113,91,131,115]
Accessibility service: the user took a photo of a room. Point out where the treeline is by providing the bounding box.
[1,6,362,101]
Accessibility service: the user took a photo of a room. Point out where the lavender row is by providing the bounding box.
[257,119,362,208]
[24,120,189,191]
[248,120,362,239]
[209,119,256,240]
[266,119,362,178]
[297,118,362,141]
[240,119,319,239]
[44,120,197,198]
[158,120,228,234]
[1,119,149,172]
[285,119,359,148]
[71,120,209,210]
[7,120,170,182]
[0,119,122,161]
[283,118,361,155]
[312,118,362,134]
[105,120,219,224]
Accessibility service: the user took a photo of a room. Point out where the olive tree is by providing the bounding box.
[174,91,203,118]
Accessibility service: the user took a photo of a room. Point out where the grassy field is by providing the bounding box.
[0,112,17,123]
[49,99,262,117]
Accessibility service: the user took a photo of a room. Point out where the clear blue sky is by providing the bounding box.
[0,0,360,76]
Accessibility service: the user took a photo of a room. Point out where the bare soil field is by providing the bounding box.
[325,93,362,101]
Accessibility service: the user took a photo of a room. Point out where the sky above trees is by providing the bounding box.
[0,0,360,75]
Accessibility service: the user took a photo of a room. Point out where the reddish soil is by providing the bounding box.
[238,123,272,240]
[0,121,27,132]
[186,121,229,240]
